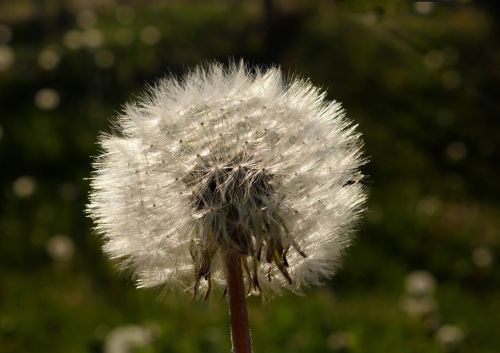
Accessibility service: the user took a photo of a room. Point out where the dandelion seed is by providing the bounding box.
[87,62,367,353]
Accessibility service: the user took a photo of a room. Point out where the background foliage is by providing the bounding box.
[1,1,499,352]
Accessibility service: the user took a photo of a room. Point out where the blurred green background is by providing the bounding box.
[1,0,499,352]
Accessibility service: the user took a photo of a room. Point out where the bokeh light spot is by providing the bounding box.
[77,9,97,29]
[140,26,161,45]
[34,88,60,110]
[37,48,61,70]
[47,234,75,262]
[13,176,36,198]
[0,25,13,44]
[95,49,115,68]
[0,45,14,71]
[413,2,435,15]
[446,141,467,162]
[115,6,135,25]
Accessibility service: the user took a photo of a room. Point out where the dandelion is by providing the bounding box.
[87,62,366,353]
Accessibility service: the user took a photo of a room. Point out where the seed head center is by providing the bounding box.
[184,153,306,297]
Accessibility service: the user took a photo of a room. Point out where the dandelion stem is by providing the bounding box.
[225,250,253,353]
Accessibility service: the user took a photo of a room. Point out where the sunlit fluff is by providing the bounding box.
[87,63,367,297]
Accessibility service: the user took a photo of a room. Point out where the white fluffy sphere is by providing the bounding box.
[87,62,367,297]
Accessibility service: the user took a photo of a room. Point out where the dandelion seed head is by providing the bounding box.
[87,62,367,296]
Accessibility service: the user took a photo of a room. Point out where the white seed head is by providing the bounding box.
[87,62,367,297]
